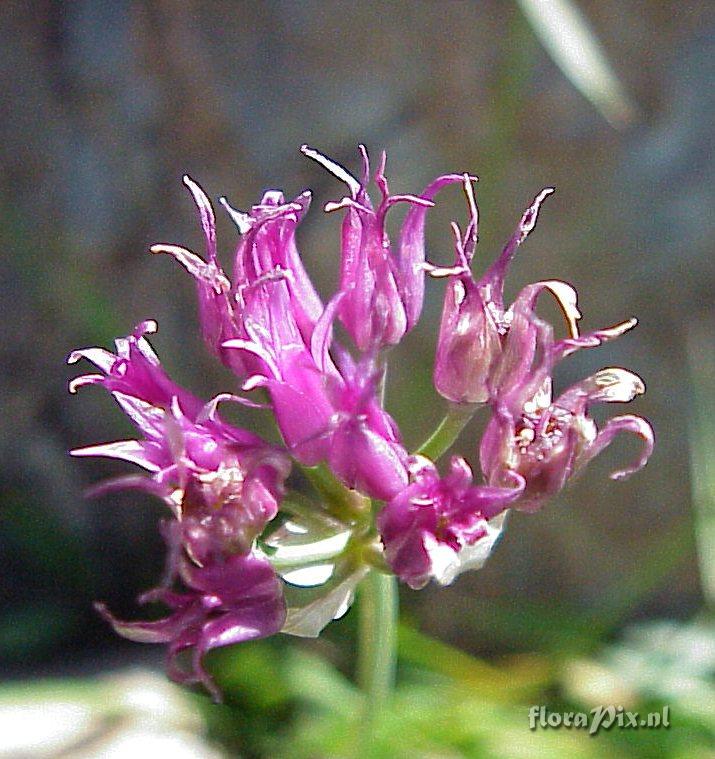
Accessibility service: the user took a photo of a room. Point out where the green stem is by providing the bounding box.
[356,570,398,746]
[416,404,477,461]
[300,463,370,522]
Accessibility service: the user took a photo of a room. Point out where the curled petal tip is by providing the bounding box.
[519,188,555,232]
[138,319,158,335]
[242,375,269,391]
[181,173,212,201]
[219,196,252,234]
[583,414,654,481]
[68,374,102,394]
[525,186,555,218]
[149,243,195,261]
[589,317,638,341]
[541,280,582,338]
[597,367,646,400]
[300,145,361,197]
[462,175,479,225]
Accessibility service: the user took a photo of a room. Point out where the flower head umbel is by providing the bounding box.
[69,144,653,699]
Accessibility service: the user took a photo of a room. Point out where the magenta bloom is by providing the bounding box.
[432,178,581,404]
[69,322,289,552]
[68,319,204,421]
[155,169,410,500]
[378,456,525,589]
[69,323,289,695]
[69,144,654,699]
[96,551,285,702]
[302,145,464,352]
[151,178,320,380]
[480,304,654,512]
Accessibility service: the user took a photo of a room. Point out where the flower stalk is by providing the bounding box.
[416,404,477,461]
[357,568,399,743]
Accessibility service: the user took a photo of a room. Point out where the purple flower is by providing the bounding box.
[154,170,410,500]
[96,549,285,702]
[480,304,654,512]
[151,177,320,379]
[229,335,410,502]
[69,322,290,558]
[320,353,408,500]
[68,145,655,699]
[68,319,204,420]
[222,209,409,499]
[432,178,584,404]
[378,456,525,589]
[302,145,464,352]
[69,324,290,697]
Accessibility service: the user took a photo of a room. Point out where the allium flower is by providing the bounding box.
[154,170,409,500]
[378,456,525,589]
[68,319,204,421]
[96,550,285,702]
[433,177,583,405]
[69,144,654,700]
[150,177,319,380]
[480,304,654,512]
[301,145,464,352]
[69,322,289,696]
[68,322,289,549]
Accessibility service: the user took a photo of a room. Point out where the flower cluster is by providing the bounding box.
[69,146,653,698]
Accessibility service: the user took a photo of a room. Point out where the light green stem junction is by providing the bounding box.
[356,569,398,742]
[353,404,477,745]
[416,404,477,461]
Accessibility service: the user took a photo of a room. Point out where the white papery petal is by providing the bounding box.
[281,564,335,587]
[281,566,369,638]
[266,529,350,558]
[539,280,582,339]
[435,512,508,586]
[300,145,362,198]
[70,440,161,472]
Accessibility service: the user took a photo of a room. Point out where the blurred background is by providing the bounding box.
[0,1,713,756]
